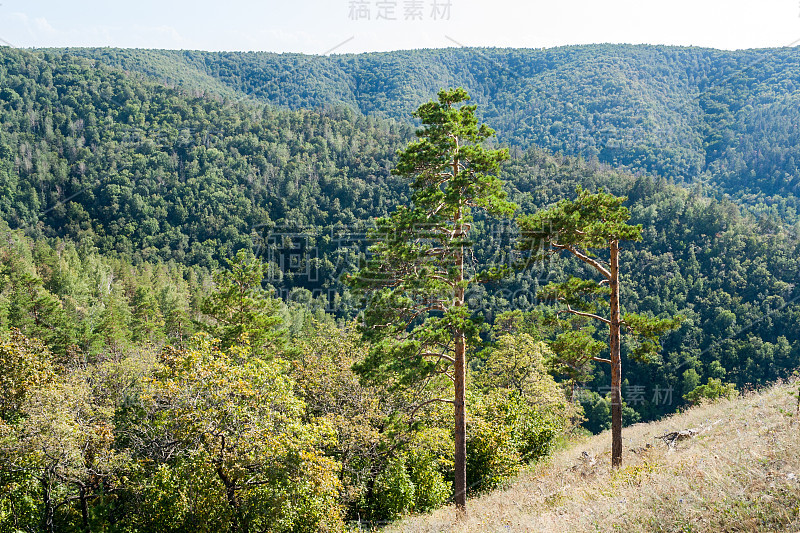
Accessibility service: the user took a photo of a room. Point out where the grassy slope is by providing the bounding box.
[387,381,800,532]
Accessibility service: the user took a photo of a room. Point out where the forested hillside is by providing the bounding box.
[2,45,799,422]
[60,45,800,217]
[1,44,800,530]
[0,48,412,268]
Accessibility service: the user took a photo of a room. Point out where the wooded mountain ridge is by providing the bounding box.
[58,44,800,218]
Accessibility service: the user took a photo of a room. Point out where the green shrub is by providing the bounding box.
[516,409,562,463]
[406,450,450,513]
[684,378,737,405]
[374,456,415,520]
[579,390,641,434]
[466,417,522,493]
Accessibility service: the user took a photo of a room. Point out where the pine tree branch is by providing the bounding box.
[409,397,455,419]
[424,274,456,286]
[554,244,612,279]
[420,352,456,364]
[560,305,612,325]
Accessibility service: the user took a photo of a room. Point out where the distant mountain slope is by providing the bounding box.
[0,47,412,268]
[57,45,800,211]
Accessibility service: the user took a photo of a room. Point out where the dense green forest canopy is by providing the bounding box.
[1,45,799,421]
[57,44,800,219]
[1,43,800,529]
[0,47,412,268]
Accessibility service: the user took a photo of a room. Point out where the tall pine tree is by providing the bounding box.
[517,188,679,467]
[347,88,516,515]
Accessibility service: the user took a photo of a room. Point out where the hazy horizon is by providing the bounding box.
[2,0,799,55]
[15,41,800,55]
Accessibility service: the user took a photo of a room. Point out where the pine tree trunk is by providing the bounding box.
[453,191,467,516]
[454,323,466,515]
[609,239,623,468]
[451,142,468,517]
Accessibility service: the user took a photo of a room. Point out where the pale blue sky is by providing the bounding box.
[2,0,799,53]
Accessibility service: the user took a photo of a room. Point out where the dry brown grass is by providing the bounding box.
[385,380,800,532]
